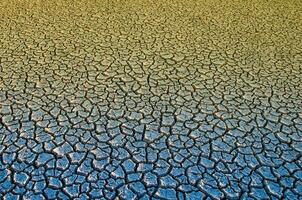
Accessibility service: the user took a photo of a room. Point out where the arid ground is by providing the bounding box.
[0,0,302,199]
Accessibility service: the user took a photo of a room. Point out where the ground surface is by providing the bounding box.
[0,0,302,199]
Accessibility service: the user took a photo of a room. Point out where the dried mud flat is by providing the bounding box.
[0,0,302,199]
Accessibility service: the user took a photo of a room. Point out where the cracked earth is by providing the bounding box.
[0,0,302,199]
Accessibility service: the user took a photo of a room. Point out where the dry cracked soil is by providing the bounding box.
[0,0,302,199]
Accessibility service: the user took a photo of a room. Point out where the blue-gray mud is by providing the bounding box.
[0,0,302,199]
